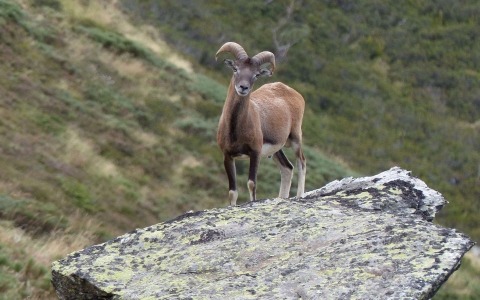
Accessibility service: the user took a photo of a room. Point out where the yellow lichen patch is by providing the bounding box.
[413,257,437,270]
[51,169,473,299]
[389,187,403,195]
[360,253,377,261]
[376,184,387,190]
[352,191,373,199]
[391,252,410,260]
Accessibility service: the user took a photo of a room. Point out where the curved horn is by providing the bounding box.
[215,42,248,61]
[252,51,276,73]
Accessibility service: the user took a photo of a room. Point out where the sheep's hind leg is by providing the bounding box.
[273,149,293,198]
[292,142,306,198]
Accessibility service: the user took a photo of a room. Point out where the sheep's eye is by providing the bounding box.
[233,67,238,73]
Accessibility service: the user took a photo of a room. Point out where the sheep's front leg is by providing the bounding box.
[247,151,260,201]
[224,156,238,206]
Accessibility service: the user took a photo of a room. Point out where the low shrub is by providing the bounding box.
[57,176,96,212]
[32,0,62,11]
[74,25,174,70]
[0,194,68,233]
[189,74,227,104]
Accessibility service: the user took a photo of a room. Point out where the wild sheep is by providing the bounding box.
[215,42,306,205]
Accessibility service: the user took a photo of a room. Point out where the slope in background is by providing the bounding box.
[0,0,361,298]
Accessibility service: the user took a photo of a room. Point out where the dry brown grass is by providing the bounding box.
[0,213,99,267]
[133,130,160,148]
[0,180,34,200]
[372,58,390,76]
[59,0,193,72]
[0,213,101,300]
[63,127,119,177]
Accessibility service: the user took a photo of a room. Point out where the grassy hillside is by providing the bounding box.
[118,0,480,298]
[0,0,360,298]
[0,0,478,299]
[120,0,480,243]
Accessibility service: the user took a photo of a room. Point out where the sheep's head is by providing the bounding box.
[216,42,275,97]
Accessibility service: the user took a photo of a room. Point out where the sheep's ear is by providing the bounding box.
[224,59,236,70]
[258,68,273,77]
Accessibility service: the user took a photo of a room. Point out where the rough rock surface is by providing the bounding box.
[52,167,474,299]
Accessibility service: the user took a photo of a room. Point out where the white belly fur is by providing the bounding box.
[233,144,283,160]
[261,143,283,158]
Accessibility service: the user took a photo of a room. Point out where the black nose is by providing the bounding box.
[240,85,249,91]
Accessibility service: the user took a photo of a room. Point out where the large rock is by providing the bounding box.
[52,167,474,299]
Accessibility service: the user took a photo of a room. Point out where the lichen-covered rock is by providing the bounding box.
[52,167,474,299]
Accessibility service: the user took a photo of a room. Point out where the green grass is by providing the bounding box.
[119,0,480,244]
[0,194,68,234]
[0,0,477,298]
[73,24,180,72]
[0,222,55,299]
[189,74,228,104]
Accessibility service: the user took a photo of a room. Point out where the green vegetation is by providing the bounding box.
[0,194,68,233]
[120,0,480,243]
[435,252,480,300]
[0,0,358,297]
[0,236,51,300]
[73,25,176,71]
[0,0,478,298]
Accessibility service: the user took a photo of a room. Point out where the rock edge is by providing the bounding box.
[52,167,475,299]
